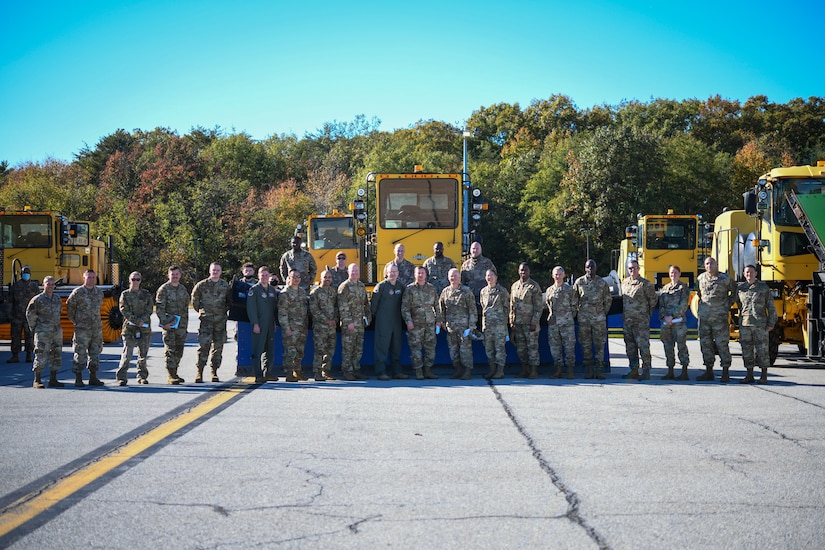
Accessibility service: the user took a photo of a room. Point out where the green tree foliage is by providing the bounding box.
[1,99,822,287]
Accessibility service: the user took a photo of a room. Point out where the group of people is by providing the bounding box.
[15,233,777,389]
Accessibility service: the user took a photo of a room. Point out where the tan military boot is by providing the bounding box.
[450,364,463,379]
[285,371,299,382]
[342,371,357,381]
[321,370,336,381]
[566,364,575,379]
[492,365,505,379]
[211,368,220,382]
[516,364,530,378]
[294,369,308,381]
[167,368,181,385]
[550,365,563,379]
[483,364,496,379]
[423,366,439,379]
[33,372,45,389]
[595,365,606,380]
[460,367,472,380]
[194,366,205,383]
[415,368,424,380]
[528,365,538,379]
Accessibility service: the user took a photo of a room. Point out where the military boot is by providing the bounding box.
[696,366,715,381]
[550,365,563,379]
[516,364,530,378]
[492,364,505,379]
[483,364,496,379]
[423,366,439,379]
[354,370,369,380]
[285,371,299,382]
[638,367,650,381]
[7,353,19,364]
[75,373,85,387]
[26,352,33,362]
[621,366,639,380]
[321,370,336,381]
[211,368,220,382]
[294,369,309,381]
[194,366,205,383]
[88,372,105,386]
[740,368,756,384]
[594,365,606,380]
[757,368,768,385]
[167,369,181,385]
[528,365,538,379]
[677,365,690,380]
[48,371,64,388]
[661,366,676,380]
[450,364,463,379]
[343,370,357,381]
[566,364,574,379]
[415,368,425,380]
[33,372,45,389]
[720,366,730,383]
[460,367,472,380]
[585,365,596,379]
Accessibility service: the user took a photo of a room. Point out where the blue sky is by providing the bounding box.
[2,0,822,166]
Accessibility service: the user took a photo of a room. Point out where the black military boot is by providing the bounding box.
[75,373,85,387]
[757,368,768,385]
[48,371,65,388]
[740,368,755,384]
[696,366,715,381]
[7,353,19,364]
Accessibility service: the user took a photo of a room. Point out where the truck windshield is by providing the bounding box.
[0,215,52,248]
[774,179,825,226]
[310,218,356,250]
[379,177,458,229]
[644,218,696,250]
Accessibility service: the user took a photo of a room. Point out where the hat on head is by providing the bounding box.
[22,265,31,272]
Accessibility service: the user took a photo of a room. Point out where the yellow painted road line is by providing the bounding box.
[0,383,249,538]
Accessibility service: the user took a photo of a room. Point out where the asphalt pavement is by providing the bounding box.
[1,312,823,549]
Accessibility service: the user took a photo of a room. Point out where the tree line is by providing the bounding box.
[1,94,824,290]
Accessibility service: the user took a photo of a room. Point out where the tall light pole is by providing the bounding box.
[462,127,472,253]
[580,228,594,260]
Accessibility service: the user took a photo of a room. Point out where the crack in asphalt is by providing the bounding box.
[487,380,611,550]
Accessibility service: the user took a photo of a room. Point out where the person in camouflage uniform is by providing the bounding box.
[279,269,309,381]
[26,276,63,389]
[401,266,439,380]
[338,263,371,381]
[621,260,658,381]
[329,252,350,289]
[66,269,105,387]
[309,269,338,381]
[8,265,40,363]
[438,268,477,380]
[736,265,778,384]
[573,259,613,379]
[371,264,408,380]
[696,256,737,382]
[480,269,509,380]
[116,271,153,385]
[385,243,416,287]
[658,265,691,381]
[156,266,190,385]
[191,262,231,383]
[546,266,577,380]
[280,236,317,292]
[510,263,543,379]
[461,241,496,300]
[422,241,456,295]
[247,266,278,383]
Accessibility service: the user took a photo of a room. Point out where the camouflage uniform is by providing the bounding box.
[156,282,191,380]
[309,285,338,378]
[247,283,278,380]
[510,277,543,377]
[737,280,778,381]
[191,277,231,380]
[461,255,497,299]
[480,283,510,378]
[280,249,317,291]
[329,266,349,290]
[26,292,63,377]
[658,280,691,378]
[66,285,104,378]
[438,284,477,378]
[9,278,40,359]
[573,275,613,371]
[385,258,416,287]
[338,279,371,377]
[278,285,309,376]
[545,283,577,378]
[371,278,406,377]
[117,288,153,383]
[696,271,736,380]
[401,282,439,376]
[422,255,456,295]
[621,276,658,379]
